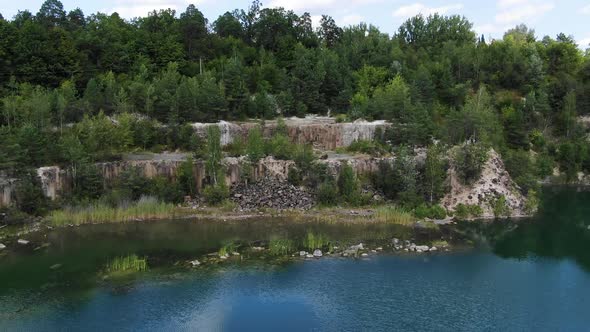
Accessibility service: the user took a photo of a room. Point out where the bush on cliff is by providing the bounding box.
[454,143,488,185]
[203,183,230,206]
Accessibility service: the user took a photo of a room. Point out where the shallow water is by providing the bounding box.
[1,187,590,331]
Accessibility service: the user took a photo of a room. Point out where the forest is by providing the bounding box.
[1,0,590,219]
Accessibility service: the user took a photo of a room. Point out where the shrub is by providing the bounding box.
[524,189,539,215]
[454,143,488,185]
[454,203,483,220]
[246,126,265,162]
[287,166,302,186]
[492,195,510,218]
[203,183,229,205]
[414,204,447,220]
[346,139,387,156]
[293,144,315,171]
[15,171,49,216]
[317,181,338,206]
[267,133,293,160]
[337,163,360,205]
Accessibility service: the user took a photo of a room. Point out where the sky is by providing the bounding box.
[1,0,589,49]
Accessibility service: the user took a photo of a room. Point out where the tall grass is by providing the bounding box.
[373,206,414,225]
[50,196,177,226]
[106,254,148,273]
[302,232,331,251]
[268,239,295,256]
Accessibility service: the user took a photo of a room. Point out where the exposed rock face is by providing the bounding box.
[0,177,16,206]
[441,149,527,218]
[0,154,393,206]
[230,177,314,210]
[191,116,390,150]
[37,167,66,201]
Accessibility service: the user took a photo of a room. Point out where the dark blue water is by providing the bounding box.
[2,252,589,331]
[1,187,590,331]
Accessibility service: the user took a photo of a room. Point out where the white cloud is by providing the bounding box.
[495,2,554,24]
[339,14,365,26]
[104,0,200,18]
[582,4,590,14]
[579,37,590,48]
[497,0,529,8]
[392,3,463,19]
[267,0,383,12]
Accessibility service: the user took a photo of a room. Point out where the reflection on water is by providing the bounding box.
[1,187,590,330]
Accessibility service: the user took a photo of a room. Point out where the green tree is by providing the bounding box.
[424,144,447,203]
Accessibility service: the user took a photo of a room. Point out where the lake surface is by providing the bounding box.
[1,187,590,331]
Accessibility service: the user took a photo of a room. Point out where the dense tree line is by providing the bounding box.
[1,0,590,218]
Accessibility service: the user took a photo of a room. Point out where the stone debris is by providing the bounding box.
[231,177,314,210]
[442,149,528,218]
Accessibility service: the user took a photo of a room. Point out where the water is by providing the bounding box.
[1,187,590,331]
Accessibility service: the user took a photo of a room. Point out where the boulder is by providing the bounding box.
[415,245,430,252]
[349,243,364,251]
[299,251,308,257]
[313,249,323,257]
[430,247,438,251]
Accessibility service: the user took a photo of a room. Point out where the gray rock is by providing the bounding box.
[415,245,430,252]
[190,260,201,266]
[349,243,364,251]
[299,251,308,257]
[361,253,369,257]
[313,249,323,257]
[17,239,29,245]
[305,254,314,258]
[430,246,438,251]
[0,243,5,250]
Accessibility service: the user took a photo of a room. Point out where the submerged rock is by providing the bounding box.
[50,263,62,270]
[313,249,323,257]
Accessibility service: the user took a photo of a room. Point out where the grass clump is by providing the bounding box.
[106,254,148,274]
[303,232,330,251]
[268,239,295,256]
[373,206,414,225]
[49,196,176,226]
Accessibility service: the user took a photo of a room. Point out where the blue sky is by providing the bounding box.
[2,0,589,48]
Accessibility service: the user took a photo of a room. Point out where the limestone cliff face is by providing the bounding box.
[191,116,389,150]
[441,149,528,218]
[0,154,391,205]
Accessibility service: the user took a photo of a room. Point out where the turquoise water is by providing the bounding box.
[1,187,590,331]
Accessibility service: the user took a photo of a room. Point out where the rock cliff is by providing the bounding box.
[441,149,528,218]
[191,116,389,150]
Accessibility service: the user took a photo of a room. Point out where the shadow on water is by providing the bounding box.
[458,186,590,272]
